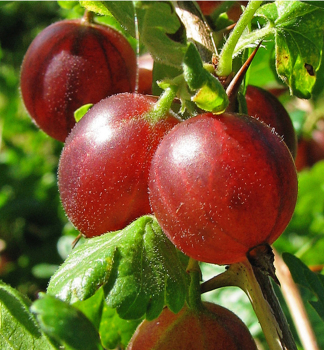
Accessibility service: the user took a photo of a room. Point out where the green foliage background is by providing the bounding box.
[0,1,80,299]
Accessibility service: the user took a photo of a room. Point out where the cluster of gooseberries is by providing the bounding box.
[20,6,298,349]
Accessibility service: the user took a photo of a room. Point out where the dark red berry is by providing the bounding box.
[149,112,298,265]
[58,93,180,237]
[245,85,297,158]
[20,19,136,142]
[127,302,257,350]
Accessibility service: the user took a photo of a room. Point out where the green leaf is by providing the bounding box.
[79,1,112,16]
[84,2,187,67]
[73,288,105,330]
[138,2,187,68]
[47,216,189,321]
[311,50,324,98]
[74,103,93,122]
[301,1,324,9]
[73,288,141,349]
[183,43,228,113]
[282,253,324,323]
[256,0,324,98]
[248,41,279,87]
[0,281,56,350]
[104,1,187,67]
[96,1,136,35]
[99,301,142,349]
[152,61,183,96]
[31,293,103,350]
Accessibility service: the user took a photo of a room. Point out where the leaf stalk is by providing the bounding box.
[216,0,263,77]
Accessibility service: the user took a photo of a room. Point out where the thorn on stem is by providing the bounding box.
[72,233,83,249]
[225,41,262,111]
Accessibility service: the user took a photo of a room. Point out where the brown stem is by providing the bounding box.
[273,249,320,350]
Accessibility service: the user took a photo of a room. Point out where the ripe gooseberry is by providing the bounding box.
[149,112,298,265]
[245,85,297,158]
[198,1,247,22]
[20,17,136,142]
[58,92,180,237]
[127,302,257,350]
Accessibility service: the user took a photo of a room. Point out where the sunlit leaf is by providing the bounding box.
[0,281,56,350]
[96,1,136,35]
[47,216,189,320]
[183,43,228,113]
[103,1,187,67]
[301,1,324,9]
[73,287,105,330]
[73,287,141,349]
[138,2,187,67]
[99,298,142,349]
[31,293,103,350]
[256,0,324,98]
[74,103,93,122]
[79,1,112,16]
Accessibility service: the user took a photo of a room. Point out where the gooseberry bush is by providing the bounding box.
[1,1,324,349]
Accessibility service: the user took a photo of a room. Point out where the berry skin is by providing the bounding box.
[20,19,136,142]
[127,302,257,350]
[198,1,247,21]
[245,85,297,158]
[58,93,180,237]
[149,112,298,265]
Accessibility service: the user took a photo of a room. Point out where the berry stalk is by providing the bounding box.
[144,85,178,124]
[186,258,203,311]
[201,259,298,350]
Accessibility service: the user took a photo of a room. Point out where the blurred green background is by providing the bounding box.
[0,1,82,299]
